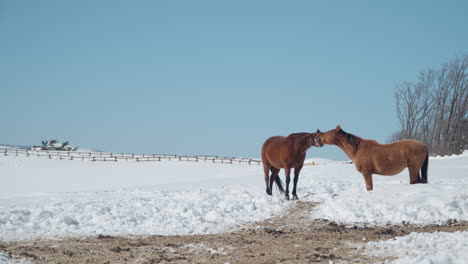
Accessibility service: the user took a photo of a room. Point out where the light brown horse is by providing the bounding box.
[318,125,429,190]
[261,130,323,199]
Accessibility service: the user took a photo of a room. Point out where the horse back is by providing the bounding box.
[262,135,307,169]
[391,140,428,157]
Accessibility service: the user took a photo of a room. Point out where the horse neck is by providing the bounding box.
[335,137,359,160]
[296,133,315,154]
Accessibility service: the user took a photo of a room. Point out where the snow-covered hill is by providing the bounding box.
[0,144,100,153]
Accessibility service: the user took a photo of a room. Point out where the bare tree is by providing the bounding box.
[395,81,421,139]
[393,54,467,155]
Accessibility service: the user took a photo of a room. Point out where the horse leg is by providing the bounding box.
[269,168,280,195]
[263,162,272,195]
[362,172,373,191]
[284,167,291,200]
[408,165,421,184]
[292,165,303,200]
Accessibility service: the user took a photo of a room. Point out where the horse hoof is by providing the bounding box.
[292,195,299,200]
[266,188,272,196]
[285,194,290,200]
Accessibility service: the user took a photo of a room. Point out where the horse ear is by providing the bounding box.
[336,125,342,131]
[316,129,321,133]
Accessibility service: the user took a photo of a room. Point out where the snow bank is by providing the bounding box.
[364,231,468,264]
[295,154,468,225]
[308,183,468,225]
[0,187,287,241]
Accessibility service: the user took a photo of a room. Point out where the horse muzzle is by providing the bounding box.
[314,137,324,147]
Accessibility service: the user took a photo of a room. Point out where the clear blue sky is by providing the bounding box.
[1,1,467,160]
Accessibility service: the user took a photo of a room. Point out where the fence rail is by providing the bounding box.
[0,148,262,165]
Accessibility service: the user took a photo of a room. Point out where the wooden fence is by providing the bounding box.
[0,148,262,165]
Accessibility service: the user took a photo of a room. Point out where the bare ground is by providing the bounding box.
[1,201,467,264]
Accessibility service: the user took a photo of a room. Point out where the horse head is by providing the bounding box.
[312,129,324,147]
[317,125,341,145]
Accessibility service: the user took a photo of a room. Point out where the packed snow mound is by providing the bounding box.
[0,187,287,241]
[0,253,31,264]
[432,149,468,159]
[364,231,468,264]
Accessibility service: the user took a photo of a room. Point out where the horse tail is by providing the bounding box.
[421,153,429,184]
[275,175,285,193]
[270,167,285,193]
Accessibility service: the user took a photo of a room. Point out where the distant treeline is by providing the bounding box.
[392,54,467,155]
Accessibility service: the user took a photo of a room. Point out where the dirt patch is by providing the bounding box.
[1,201,467,264]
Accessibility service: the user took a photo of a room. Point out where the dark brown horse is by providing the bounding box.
[261,130,323,199]
[318,125,429,190]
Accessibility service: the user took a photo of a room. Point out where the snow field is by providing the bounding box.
[0,157,288,241]
[1,150,467,263]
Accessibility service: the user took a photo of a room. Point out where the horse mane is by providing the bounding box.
[337,129,360,152]
[291,133,316,154]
